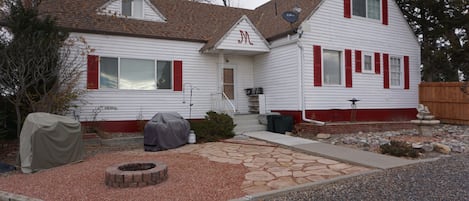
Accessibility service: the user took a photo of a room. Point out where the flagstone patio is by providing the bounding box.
[123,138,371,194]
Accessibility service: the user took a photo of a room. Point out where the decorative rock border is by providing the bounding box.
[105,161,168,188]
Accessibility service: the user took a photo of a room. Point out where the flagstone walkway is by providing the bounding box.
[163,139,371,194]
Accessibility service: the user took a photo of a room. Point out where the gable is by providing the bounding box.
[98,0,166,22]
[215,16,269,53]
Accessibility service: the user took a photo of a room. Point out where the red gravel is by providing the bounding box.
[0,152,248,201]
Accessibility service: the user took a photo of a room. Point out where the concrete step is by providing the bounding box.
[233,114,259,121]
[233,114,265,135]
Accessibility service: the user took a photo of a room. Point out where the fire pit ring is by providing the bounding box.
[105,161,168,188]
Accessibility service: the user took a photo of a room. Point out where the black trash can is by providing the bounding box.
[267,115,279,132]
[267,115,293,134]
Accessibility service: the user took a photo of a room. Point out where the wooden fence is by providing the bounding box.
[419,82,469,125]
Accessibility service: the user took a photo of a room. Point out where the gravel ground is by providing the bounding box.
[267,154,469,201]
[0,150,248,201]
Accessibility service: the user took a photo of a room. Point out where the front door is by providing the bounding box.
[223,68,235,100]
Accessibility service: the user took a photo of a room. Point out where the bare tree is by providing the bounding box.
[0,1,89,137]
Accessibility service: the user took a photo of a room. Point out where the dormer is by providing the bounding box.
[98,0,167,22]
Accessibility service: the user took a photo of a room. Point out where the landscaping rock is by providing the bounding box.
[451,145,465,153]
[433,143,451,154]
[422,144,434,152]
[316,133,331,139]
[412,143,423,149]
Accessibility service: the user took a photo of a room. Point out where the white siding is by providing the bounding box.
[217,18,269,52]
[224,56,255,113]
[300,0,420,110]
[71,33,219,122]
[99,0,165,22]
[143,0,166,22]
[253,43,300,111]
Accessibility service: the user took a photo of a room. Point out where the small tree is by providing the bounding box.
[0,0,89,137]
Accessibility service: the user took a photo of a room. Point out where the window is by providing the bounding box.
[390,56,401,86]
[120,58,155,90]
[157,61,172,89]
[122,0,143,18]
[99,57,172,90]
[323,50,342,85]
[100,57,118,89]
[353,0,380,20]
[363,54,373,72]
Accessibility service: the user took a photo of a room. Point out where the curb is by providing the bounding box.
[0,191,43,201]
[230,169,382,201]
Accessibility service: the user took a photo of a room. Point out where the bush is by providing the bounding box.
[190,111,236,143]
[380,140,419,158]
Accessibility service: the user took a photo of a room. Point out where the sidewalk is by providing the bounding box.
[244,131,427,170]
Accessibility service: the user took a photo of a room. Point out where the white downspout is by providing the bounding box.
[298,40,326,125]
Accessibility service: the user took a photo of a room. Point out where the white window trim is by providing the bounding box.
[121,0,145,19]
[389,55,403,89]
[98,56,173,91]
[322,48,345,87]
[352,0,382,20]
[362,52,375,73]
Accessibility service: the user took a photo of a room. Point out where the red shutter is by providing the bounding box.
[355,50,362,73]
[383,54,390,89]
[87,55,99,89]
[382,0,388,25]
[404,56,410,89]
[345,49,353,88]
[344,0,351,18]
[313,45,322,87]
[374,52,381,74]
[173,60,183,91]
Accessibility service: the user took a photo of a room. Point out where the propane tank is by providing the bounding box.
[188,130,196,144]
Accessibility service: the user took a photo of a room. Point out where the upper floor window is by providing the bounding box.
[353,0,380,20]
[390,56,402,87]
[323,49,342,85]
[122,0,143,18]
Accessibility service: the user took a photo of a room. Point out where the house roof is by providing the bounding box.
[38,0,321,47]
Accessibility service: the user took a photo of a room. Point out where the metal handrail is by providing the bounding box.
[222,92,236,113]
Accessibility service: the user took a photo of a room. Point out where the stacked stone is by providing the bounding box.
[105,161,168,188]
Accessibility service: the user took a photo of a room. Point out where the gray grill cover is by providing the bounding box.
[20,113,83,173]
[144,112,190,151]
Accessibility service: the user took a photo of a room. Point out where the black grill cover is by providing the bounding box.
[144,112,190,151]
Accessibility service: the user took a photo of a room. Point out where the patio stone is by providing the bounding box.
[307,169,342,176]
[328,163,352,170]
[317,158,340,165]
[292,171,311,178]
[306,175,326,182]
[267,167,292,177]
[245,171,275,181]
[267,177,297,189]
[340,166,371,174]
[303,165,328,171]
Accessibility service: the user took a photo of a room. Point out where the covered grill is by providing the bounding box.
[144,112,190,151]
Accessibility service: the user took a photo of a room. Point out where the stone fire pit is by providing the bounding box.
[105,161,168,188]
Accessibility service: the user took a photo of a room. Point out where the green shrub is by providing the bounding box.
[380,140,419,158]
[190,111,236,143]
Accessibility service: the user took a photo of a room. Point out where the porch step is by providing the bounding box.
[233,114,266,135]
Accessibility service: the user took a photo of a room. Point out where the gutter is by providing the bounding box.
[298,40,325,126]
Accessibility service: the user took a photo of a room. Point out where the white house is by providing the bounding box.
[39,0,420,132]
